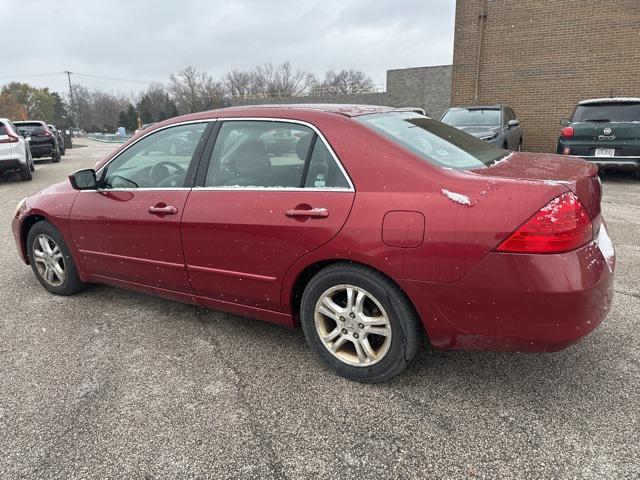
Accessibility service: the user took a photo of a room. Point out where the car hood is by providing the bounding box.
[456,125,501,138]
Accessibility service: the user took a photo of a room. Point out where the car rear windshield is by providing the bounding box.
[15,123,45,135]
[572,102,640,122]
[0,123,7,135]
[440,108,501,127]
[356,112,508,170]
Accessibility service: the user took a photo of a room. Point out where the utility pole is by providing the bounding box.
[64,70,78,128]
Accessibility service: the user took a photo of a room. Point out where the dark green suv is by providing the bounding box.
[557,98,640,178]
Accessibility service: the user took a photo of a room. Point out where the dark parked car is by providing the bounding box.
[13,121,60,163]
[48,124,65,155]
[557,98,640,178]
[12,105,614,382]
[441,104,523,150]
[62,128,73,150]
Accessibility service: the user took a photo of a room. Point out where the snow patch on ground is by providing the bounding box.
[441,189,472,206]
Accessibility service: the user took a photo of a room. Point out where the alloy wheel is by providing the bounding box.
[32,234,66,287]
[314,284,392,367]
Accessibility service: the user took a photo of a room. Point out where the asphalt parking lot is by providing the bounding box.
[0,141,638,479]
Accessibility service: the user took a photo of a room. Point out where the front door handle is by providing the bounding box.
[149,204,178,215]
[285,207,329,218]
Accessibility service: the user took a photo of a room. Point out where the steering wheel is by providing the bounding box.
[150,161,186,187]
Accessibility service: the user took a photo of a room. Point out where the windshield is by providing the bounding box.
[572,103,640,122]
[357,112,508,170]
[441,108,501,127]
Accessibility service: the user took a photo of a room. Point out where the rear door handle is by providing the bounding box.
[285,207,329,218]
[149,204,178,215]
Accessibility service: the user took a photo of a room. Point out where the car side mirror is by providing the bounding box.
[69,169,98,190]
[508,119,520,128]
[560,118,570,126]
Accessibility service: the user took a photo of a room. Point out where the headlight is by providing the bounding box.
[14,198,27,218]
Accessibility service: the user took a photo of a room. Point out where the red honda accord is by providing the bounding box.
[12,105,615,382]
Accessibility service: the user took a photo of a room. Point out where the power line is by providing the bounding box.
[0,70,154,84]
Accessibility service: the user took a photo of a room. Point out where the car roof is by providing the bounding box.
[208,104,406,118]
[14,120,45,125]
[578,97,640,105]
[449,105,503,110]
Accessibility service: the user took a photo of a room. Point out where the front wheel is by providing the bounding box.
[300,263,424,382]
[27,220,86,295]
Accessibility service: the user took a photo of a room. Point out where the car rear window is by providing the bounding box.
[0,123,7,136]
[15,123,45,135]
[356,112,508,170]
[441,108,501,127]
[572,102,640,122]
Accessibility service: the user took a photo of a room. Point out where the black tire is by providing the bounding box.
[52,149,61,163]
[518,139,523,151]
[26,220,86,296]
[300,263,424,382]
[60,147,66,156]
[19,163,32,181]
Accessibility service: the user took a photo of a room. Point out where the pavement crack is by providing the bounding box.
[615,289,640,301]
[195,314,289,480]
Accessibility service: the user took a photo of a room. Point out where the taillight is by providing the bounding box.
[561,126,574,138]
[0,133,19,144]
[496,191,592,254]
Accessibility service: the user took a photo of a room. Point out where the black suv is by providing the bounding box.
[557,98,640,178]
[13,121,61,163]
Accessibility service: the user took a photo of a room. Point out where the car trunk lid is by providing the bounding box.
[571,121,640,141]
[475,152,602,220]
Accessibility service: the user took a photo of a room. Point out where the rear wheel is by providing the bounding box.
[52,148,61,163]
[19,163,32,181]
[27,220,86,295]
[300,263,423,382]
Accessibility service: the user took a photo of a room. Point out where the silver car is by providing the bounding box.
[440,105,523,151]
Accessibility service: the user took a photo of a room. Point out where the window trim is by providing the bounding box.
[90,117,355,193]
[194,117,354,192]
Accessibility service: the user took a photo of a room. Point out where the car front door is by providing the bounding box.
[69,121,211,293]
[181,119,355,313]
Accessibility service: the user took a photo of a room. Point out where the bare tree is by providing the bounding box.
[311,69,375,95]
[169,66,225,114]
[254,62,316,97]
[224,69,264,98]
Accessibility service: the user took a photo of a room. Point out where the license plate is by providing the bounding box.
[595,148,615,157]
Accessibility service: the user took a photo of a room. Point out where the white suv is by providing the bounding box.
[0,118,34,181]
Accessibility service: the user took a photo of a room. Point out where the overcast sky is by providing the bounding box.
[0,0,455,97]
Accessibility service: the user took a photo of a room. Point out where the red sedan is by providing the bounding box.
[12,105,615,382]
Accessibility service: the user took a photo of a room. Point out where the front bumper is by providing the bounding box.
[407,225,615,352]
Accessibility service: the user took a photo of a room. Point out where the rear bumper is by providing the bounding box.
[0,159,24,172]
[579,156,640,170]
[407,225,615,352]
[30,143,55,157]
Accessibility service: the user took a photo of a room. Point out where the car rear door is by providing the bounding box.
[181,119,355,313]
[69,121,212,293]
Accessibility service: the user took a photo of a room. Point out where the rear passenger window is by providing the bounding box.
[305,139,350,189]
[206,121,313,188]
[204,120,350,189]
[0,123,7,136]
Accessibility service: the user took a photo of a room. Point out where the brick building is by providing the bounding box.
[451,0,640,152]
